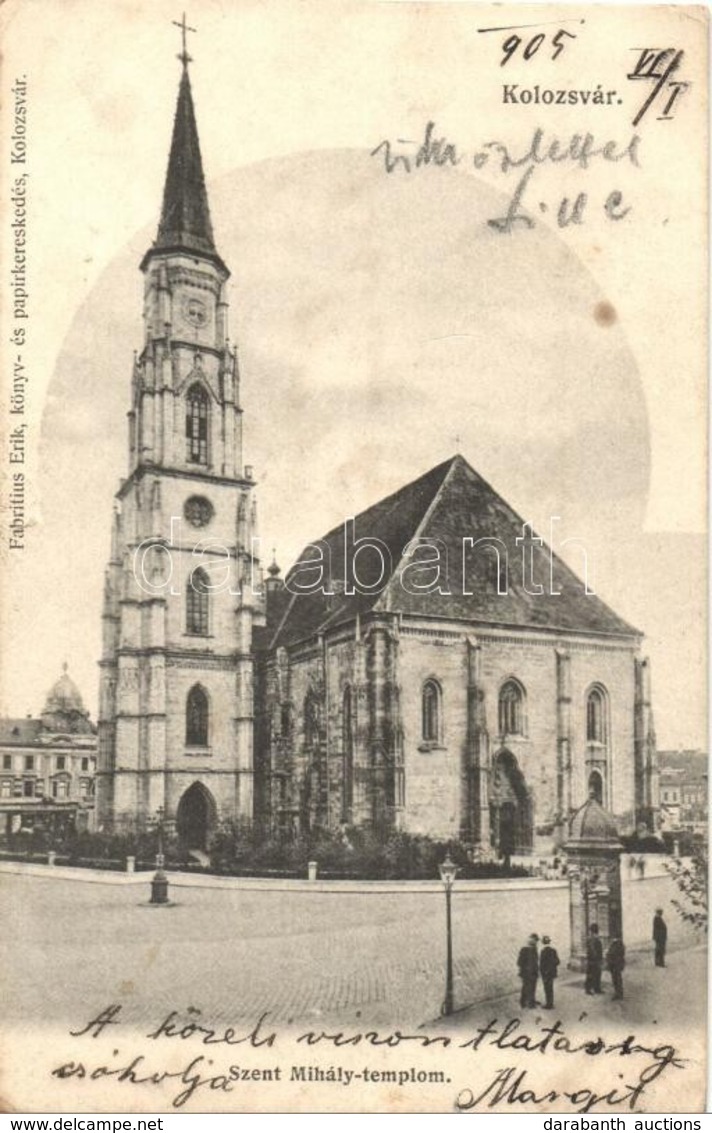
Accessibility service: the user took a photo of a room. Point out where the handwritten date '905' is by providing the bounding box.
[477,22,583,68]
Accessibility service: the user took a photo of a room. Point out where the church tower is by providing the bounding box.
[96,40,263,845]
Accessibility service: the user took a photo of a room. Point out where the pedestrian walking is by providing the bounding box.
[517,933,539,1008]
[606,936,625,1000]
[653,907,668,967]
[539,935,560,1008]
[584,923,604,995]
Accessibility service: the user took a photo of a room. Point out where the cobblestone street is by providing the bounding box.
[3,869,699,1030]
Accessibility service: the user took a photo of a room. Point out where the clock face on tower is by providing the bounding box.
[182,296,208,328]
[184,495,214,528]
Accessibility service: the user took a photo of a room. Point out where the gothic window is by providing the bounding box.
[186,567,210,635]
[281,704,290,735]
[499,679,525,737]
[186,383,209,465]
[422,679,442,744]
[586,686,608,744]
[186,685,209,747]
[342,685,354,818]
[302,692,326,831]
[304,694,320,750]
[588,769,604,804]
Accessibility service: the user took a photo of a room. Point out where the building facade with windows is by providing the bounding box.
[657,751,707,832]
[95,53,659,855]
[0,666,97,840]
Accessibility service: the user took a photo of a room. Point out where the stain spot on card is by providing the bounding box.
[145,944,160,968]
[118,979,135,995]
[593,300,617,327]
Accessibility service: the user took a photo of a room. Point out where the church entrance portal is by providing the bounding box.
[176,782,215,850]
[490,751,532,859]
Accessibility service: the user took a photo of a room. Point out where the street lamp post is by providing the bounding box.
[439,853,459,1016]
[150,806,169,905]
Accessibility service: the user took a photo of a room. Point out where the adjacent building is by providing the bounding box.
[0,665,97,840]
[657,750,707,832]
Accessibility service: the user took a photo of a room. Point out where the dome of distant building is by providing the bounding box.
[40,664,94,734]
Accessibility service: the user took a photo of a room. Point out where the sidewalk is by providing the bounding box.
[0,857,567,894]
[452,940,708,1029]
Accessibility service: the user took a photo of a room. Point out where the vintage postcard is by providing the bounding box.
[0,0,708,1116]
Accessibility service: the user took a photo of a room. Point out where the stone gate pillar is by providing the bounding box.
[564,794,623,970]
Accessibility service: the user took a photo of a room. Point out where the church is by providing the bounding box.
[95,49,659,857]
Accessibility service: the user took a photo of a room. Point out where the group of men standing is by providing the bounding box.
[517,909,668,1009]
[517,934,560,1009]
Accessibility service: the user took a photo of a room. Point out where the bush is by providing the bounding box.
[660,829,704,857]
[207,824,530,880]
[16,819,532,881]
[620,833,667,854]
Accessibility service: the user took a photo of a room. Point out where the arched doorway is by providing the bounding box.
[176,782,215,850]
[588,769,604,805]
[489,750,532,859]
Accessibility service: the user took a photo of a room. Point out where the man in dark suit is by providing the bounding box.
[539,935,560,1008]
[653,908,668,967]
[585,923,604,994]
[517,933,540,1008]
[606,936,626,1000]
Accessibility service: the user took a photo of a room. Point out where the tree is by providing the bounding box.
[665,845,708,933]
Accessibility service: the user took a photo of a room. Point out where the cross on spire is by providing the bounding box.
[173,12,196,67]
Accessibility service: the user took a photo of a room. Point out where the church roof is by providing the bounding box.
[269,454,640,649]
[141,64,227,275]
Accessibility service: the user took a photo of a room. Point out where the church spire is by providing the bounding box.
[141,26,227,275]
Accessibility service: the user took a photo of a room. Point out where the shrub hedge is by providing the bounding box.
[4,823,531,880]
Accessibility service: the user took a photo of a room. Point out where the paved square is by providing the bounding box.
[3,871,699,1029]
